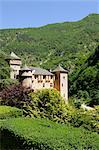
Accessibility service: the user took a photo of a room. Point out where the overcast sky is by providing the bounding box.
[0,0,98,29]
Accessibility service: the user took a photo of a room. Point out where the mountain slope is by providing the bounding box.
[70,46,99,105]
[0,13,99,105]
[0,14,99,70]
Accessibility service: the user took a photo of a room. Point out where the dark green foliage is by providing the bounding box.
[0,79,19,91]
[1,118,99,150]
[68,107,99,133]
[70,46,99,106]
[0,51,10,79]
[0,106,23,119]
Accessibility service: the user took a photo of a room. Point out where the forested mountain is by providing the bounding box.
[0,13,99,105]
[70,46,99,105]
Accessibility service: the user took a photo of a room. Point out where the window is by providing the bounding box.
[50,83,53,87]
[43,75,46,79]
[64,94,65,97]
[62,83,63,87]
[43,83,45,87]
[63,76,65,79]
[34,75,38,79]
[51,75,53,79]
[14,74,16,79]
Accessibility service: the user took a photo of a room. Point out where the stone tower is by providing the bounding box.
[19,66,32,89]
[6,52,22,79]
[53,65,68,103]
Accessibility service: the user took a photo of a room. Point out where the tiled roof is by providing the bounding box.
[30,67,53,75]
[52,64,68,73]
[21,66,53,75]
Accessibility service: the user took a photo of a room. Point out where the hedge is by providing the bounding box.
[1,118,99,150]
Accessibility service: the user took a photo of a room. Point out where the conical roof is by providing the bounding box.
[52,64,68,73]
[10,52,21,60]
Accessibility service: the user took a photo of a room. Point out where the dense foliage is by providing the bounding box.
[0,106,23,119]
[0,13,99,105]
[0,51,10,79]
[70,46,99,106]
[0,84,31,107]
[1,118,99,150]
[28,89,66,120]
[0,87,99,132]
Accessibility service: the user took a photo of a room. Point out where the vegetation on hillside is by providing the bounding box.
[0,13,99,105]
[70,46,99,106]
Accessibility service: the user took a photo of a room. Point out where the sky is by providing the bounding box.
[0,0,99,29]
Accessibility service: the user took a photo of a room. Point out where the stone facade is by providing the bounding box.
[7,52,68,102]
[6,52,22,79]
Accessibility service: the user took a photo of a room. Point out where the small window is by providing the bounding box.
[34,75,38,79]
[43,75,46,79]
[62,83,63,87]
[63,76,65,79]
[50,83,53,87]
[43,83,45,87]
[51,75,53,79]
[64,94,65,97]
[14,74,16,79]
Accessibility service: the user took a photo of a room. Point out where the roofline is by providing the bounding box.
[52,70,68,73]
[33,73,54,75]
[6,57,21,60]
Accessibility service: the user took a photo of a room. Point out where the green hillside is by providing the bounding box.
[0,13,99,105]
[70,46,99,105]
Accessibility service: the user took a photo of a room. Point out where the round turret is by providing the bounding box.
[19,66,32,89]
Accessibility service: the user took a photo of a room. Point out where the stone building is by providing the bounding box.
[6,52,22,79]
[7,52,68,102]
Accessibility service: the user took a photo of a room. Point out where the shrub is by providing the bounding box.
[0,87,99,132]
[0,106,23,119]
[1,118,99,150]
[0,79,19,92]
[27,88,67,122]
[0,84,31,108]
[68,108,99,133]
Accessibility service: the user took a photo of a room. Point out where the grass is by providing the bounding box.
[0,105,23,119]
[1,118,99,150]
